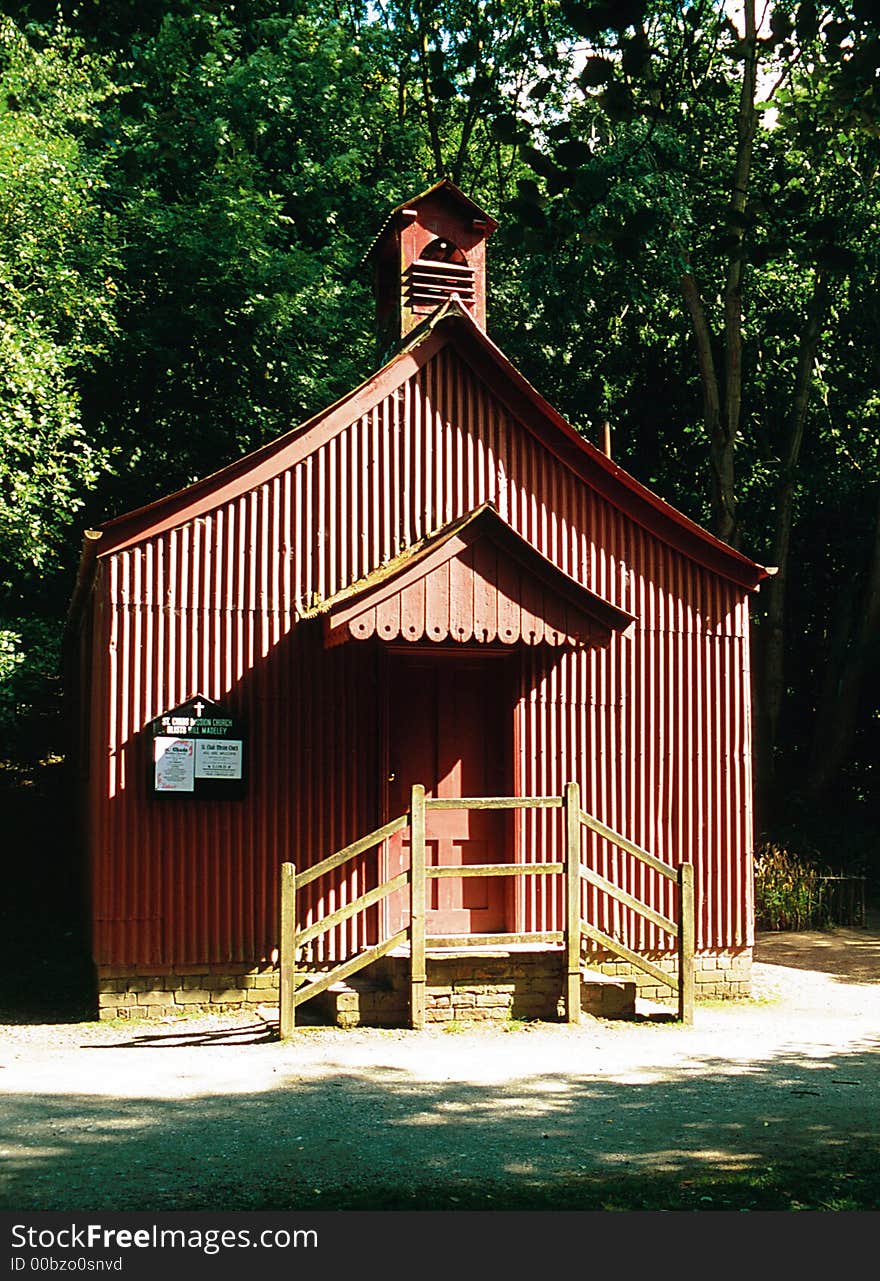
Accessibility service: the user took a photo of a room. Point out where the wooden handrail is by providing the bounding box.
[577,803,694,1023]
[426,795,562,810]
[580,864,677,937]
[581,921,674,989]
[427,863,563,878]
[279,813,408,1036]
[579,808,676,881]
[279,862,296,1039]
[564,781,582,1024]
[295,813,408,889]
[410,783,427,1029]
[296,872,409,947]
[281,784,696,1037]
[292,930,409,1009]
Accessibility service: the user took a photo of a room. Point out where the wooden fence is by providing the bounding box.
[279,781,694,1036]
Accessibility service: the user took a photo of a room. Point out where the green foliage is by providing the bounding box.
[754,842,830,931]
[0,615,61,759]
[0,0,877,848]
[0,15,117,583]
[82,3,429,512]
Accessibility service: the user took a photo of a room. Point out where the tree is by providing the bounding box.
[0,14,118,749]
[487,0,880,822]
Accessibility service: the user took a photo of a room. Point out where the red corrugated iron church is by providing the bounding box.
[67,181,769,1026]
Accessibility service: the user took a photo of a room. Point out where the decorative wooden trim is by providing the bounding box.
[312,504,635,646]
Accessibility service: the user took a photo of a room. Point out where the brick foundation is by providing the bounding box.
[424,948,565,1022]
[584,946,752,1001]
[316,947,636,1026]
[96,963,279,1020]
[96,945,752,1022]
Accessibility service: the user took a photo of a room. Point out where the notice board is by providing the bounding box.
[150,695,246,800]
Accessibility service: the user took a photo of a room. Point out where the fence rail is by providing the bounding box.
[818,875,867,928]
[279,815,409,1036]
[279,782,695,1037]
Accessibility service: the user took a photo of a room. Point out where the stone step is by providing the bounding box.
[303,967,636,1028]
[307,978,406,1028]
[578,970,637,1018]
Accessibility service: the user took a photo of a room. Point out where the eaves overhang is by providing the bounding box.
[68,295,770,632]
[300,502,636,648]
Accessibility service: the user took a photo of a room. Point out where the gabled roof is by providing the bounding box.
[69,298,770,624]
[302,503,636,648]
[362,179,498,265]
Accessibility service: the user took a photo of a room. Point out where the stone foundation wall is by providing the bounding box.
[585,946,752,1001]
[96,964,279,1020]
[424,950,564,1022]
[96,945,752,1021]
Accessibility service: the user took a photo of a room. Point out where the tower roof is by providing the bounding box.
[363,179,498,266]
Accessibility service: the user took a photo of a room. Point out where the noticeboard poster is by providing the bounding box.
[149,696,246,799]
[154,737,195,793]
[195,739,243,780]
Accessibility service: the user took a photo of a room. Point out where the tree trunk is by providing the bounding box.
[716,0,759,548]
[757,272,831,806]
[680,264,722,431]
[416,17,445,178]
[680,1,759,548]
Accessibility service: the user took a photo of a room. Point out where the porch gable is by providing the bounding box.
[303,502,636,648]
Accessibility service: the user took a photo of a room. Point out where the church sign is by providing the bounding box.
[150,696,245,799]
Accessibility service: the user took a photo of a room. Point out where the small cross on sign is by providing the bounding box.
[193,700,205,717]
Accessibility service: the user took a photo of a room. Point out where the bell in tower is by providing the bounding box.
[365,179,498,358]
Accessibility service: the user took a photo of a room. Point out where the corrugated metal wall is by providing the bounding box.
[86,340,754,967]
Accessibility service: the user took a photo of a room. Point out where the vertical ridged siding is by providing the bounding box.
[89,342,754,966]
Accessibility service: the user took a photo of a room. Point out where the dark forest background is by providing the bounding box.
[1,1,879,927]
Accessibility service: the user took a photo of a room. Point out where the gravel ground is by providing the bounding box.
[2,921,879,1212]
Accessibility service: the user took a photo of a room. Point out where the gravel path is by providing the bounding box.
[2,922,879,1211]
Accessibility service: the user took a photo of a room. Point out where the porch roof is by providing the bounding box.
[301,503,636,648]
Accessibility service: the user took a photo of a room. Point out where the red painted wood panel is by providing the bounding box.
[338,535,603,648]
[385,656,512,935]
[83,337,757,968]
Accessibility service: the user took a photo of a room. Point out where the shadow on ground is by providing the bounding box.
[754,910,880,986]
[2,1037,879,1212]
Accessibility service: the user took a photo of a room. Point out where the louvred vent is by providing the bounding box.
[407,258,476,312]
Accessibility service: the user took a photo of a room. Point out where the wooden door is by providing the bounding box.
[385,654,512,937]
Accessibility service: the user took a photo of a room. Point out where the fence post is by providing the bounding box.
[279,861,297,1039]
[410,783,427,1030]
[677,862,694,1025]
[563,780,582,1025]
